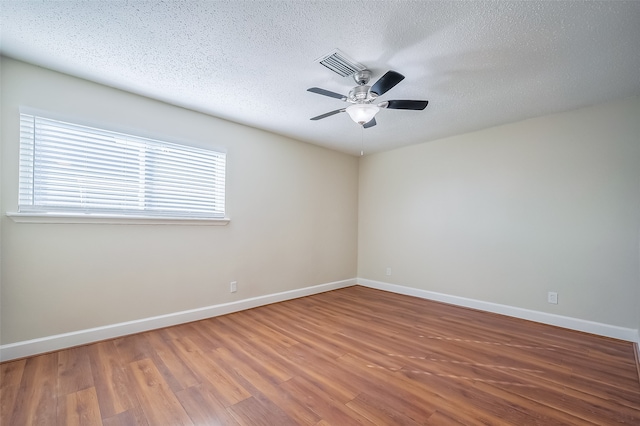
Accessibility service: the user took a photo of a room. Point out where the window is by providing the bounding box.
[16,113,226,222]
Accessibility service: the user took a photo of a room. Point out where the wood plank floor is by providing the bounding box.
[2,285,640,425]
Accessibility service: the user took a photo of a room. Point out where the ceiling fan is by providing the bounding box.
[307,69,428,128]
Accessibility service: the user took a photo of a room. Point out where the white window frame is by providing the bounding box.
[7,112,229,225]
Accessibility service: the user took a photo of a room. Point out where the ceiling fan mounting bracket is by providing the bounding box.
[353,69,372,86]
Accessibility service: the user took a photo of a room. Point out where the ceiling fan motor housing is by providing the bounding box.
[349,85,373,102]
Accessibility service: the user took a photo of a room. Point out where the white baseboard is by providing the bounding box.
[358,278,639,343]
[0,278,356,362]
[3,278,636,362]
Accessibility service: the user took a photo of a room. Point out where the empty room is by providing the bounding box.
[1,1,639,424]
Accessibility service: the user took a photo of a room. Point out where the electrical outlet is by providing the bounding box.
[547,291,558,304]
[386,267,392,276]
[230,281,237,293]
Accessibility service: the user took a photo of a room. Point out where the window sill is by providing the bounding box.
[5,212,230,226]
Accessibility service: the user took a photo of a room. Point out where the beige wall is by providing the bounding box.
[359,96,640,329]
[0,58,359,344]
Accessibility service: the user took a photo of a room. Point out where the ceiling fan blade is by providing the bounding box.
[310,109,345,120]
[307,87,346,100]
[370,71,405,96]
[384,100,429,110]
[363,117,377,128]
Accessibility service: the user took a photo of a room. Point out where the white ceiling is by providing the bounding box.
[1,1,639,156]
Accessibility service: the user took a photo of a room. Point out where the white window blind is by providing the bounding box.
[18,113,226,219]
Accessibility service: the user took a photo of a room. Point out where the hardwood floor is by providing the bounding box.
[2,285,639,425]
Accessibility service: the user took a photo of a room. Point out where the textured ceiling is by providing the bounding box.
[1,1,639,155]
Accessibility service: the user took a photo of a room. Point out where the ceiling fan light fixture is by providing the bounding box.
[345,104,379,125]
